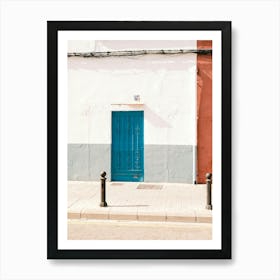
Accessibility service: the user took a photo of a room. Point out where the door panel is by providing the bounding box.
[112,111,144,182]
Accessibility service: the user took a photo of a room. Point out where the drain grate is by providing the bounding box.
[110,182,124,186]
[137,184,163,190]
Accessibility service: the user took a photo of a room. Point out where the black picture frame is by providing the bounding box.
[47,21,231,259]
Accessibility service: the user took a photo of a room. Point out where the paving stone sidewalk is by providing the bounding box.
[68,181,212,223]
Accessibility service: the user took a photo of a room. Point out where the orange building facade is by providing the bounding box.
[196,40,212,183]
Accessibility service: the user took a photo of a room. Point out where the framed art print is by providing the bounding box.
[47,21,231,259]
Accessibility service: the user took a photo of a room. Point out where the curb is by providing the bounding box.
[68,209,212,223]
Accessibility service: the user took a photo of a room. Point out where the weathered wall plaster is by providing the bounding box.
[68,54,196,145]
[68,40,197,183]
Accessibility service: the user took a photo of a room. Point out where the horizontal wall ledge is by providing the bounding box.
[68,49,212,58]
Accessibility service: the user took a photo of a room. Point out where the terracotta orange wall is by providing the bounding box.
[197,40,212,183]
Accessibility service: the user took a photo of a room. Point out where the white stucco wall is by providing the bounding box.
[68,40,196,52]
[68,41,197,146]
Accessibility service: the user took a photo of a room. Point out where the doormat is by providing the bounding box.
[137,184,163,190]
[110,183,124,186]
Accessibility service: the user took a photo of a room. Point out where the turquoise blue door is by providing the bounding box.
[111,111,144,182]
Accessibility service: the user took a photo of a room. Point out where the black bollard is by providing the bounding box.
[100,171,108,207]
[206,173,212,210]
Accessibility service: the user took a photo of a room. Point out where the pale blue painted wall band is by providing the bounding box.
[68,144,195,183]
